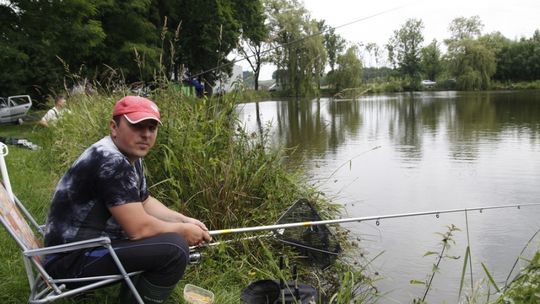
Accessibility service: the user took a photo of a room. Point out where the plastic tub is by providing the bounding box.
[183,284,214,304]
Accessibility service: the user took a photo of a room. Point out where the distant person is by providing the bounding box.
[193,77,204,97]
[39,95,69,127]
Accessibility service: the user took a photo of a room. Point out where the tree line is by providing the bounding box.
[1,0,539,100]
[386,16,540,91]
[0,0,266,98]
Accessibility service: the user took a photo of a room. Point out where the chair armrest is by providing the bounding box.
[23,236,112,257]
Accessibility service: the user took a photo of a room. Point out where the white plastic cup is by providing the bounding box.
[183,284,215,304]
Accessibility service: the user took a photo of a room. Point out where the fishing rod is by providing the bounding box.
[208,202,540,236]
[187,202,540,263]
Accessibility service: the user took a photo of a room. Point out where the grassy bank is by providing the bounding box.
[0,90,376,303]
[491,80,540,90]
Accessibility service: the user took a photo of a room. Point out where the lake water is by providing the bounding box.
[237,90,540,303]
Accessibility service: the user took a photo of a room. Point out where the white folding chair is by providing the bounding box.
[0,142,144,303]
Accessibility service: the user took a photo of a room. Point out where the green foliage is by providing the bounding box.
[235,0,269,90]
[328,271,361,303]
[324,248,382,303]
[411,224,461,302]
[364,80,404,93]
[387,18,425,88]
[330,46,363,93]
[265,0,326,97]
[235,89,272,102]
[444,16,496,90]
[498,252,540,303]
[323,27,346,72]
[363,67,396,83]
[0,0,105,97]
[0,0,267,98]
[447,15,484,42]
[494,30,540,82]
[491,80,540,90]
[446,38,496,90]
[421,39,443,81]
[3,1,540,99]
[96,0,160,81]
[480,262,500,293]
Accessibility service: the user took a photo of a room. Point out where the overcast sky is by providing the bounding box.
[249,0,539,80]
[304,0,538,45]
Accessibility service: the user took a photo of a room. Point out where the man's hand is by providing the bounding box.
[181,223,212,246]
[183,217,209,231]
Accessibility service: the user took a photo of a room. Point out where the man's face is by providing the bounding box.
[57,98,66,109]
[110,116,158,163]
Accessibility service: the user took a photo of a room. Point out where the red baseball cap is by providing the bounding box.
[112,96,161,124]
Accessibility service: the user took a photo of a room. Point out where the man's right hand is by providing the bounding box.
[181,223,212,246]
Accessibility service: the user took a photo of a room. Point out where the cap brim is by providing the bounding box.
[124,114,162,125]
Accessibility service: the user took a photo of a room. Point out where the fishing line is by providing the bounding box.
[314,145,381,186]
[191,3,412,79]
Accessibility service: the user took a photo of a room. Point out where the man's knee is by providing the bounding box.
[151,233,189,284]
[159,232,189,259]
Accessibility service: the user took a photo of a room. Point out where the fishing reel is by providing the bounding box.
[189,249,202,264]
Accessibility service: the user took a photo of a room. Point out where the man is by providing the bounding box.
[43,96,212,303]
[39,95,69,127]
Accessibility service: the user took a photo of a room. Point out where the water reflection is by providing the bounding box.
[237,90,540,301]
[239,91,540,165]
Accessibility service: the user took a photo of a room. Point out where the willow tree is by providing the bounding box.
[297,19,327,96]
[265,0,326,97]
[445,16,496,90]
[447,39,496,90]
